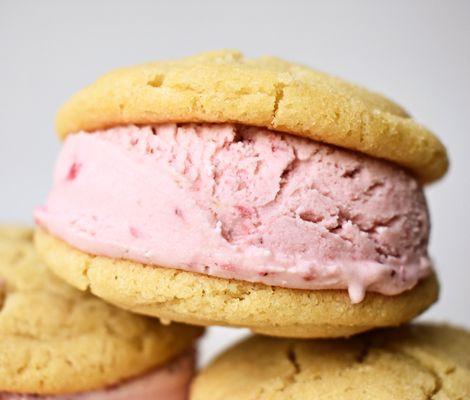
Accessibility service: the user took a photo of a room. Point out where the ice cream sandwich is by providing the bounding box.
[35,50,447,337]
[0,226,202,399]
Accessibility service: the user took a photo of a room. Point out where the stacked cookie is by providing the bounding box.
[1,50,467,398]
[192,324,470,399]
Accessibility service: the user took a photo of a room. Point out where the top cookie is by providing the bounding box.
[56,50,447,183]
[0,226,202,395]
[191,323,470,400]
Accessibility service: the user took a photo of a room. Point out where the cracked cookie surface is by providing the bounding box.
[191,324,470,399]
[0,226,202,395]
[55,50,447,183]
[35,229,438,338]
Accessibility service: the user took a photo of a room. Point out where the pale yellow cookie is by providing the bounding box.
[191,323,470,400]
[36,229,438,339]
[0,226,202,395]
[55,50,448,183]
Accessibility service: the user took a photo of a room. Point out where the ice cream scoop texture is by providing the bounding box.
[35,123,431,302]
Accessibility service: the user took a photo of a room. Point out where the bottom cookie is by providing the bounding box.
[191,323,470,400]
[36,229,439,338]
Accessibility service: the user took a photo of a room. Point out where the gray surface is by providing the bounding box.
[1,0,469,364]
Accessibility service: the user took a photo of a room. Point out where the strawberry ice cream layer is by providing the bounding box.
[35,124,431,303]
[0,350,195,399]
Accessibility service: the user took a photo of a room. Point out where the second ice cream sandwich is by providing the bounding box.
[0,226,202,399]
[35,50,447,338]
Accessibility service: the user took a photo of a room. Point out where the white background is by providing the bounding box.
[1,0,469,364]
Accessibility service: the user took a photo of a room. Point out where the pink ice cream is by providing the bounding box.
[0,351,194,399]
[35,123,431,303]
